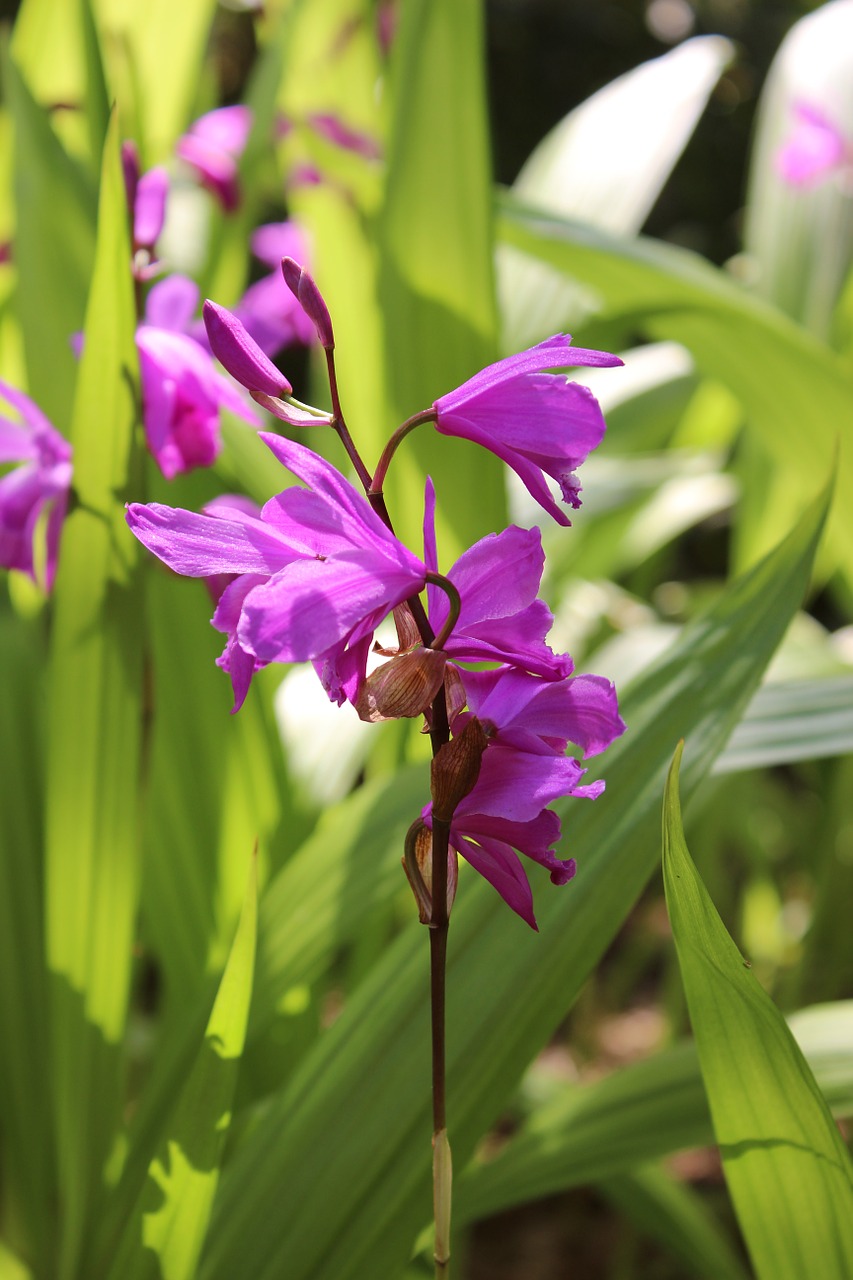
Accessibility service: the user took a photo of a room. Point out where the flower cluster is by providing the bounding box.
[126,261,625,927]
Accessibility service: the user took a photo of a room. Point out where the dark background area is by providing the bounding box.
[485,0,820,263]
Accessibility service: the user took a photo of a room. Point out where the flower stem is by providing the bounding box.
[369,407,437,497]
[430,815,452,1277]
[324,347,373,491]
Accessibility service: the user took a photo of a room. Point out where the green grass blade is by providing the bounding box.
[714,676,853,773]
[597,1165,750,1280]
[107,857,257,1280]
[663,744,853,1279]
[43,112,142,1280]
[378,0,504,557]
[2,48,96,432]
[452,1001,853,1225]
[0,612,52,1270]
[199,476,829,1280]
[95,0,220,159]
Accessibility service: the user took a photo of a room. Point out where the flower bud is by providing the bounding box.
[402,819,458,925]
[281,257,334,349]
[134,166,168,250]
[430,717,489,822]
[203,300,292,398]
[356,646,447,723]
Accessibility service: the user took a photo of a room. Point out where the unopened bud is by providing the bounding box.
[402,819,458,925]
[134,166,168,250]
[356,646,447,723]
[430,717,489,822]
[203,300,292,398]
[281,257,335,349]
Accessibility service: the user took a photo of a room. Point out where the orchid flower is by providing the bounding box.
[0,380,72,590]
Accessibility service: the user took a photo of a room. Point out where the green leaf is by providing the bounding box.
[378,0,504,557]
[663,743,853,1279]
[452,1001,853,1226]
[597,1165,750,1280]
[2,48,96,432]
[0,611,52,1271]
[498,197,853,581]
[199,473,829,1280]
[43,111,142,1280]
[106,857,257,1280]
[714,675,853,773]
[95,0,220,160]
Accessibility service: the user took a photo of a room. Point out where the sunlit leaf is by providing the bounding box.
[663,743,853,1279]
[43,112,142,1279]
[106,858,257,1280]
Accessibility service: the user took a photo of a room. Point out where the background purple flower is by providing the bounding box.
[176,105,252,211]
[137,278,261,478]
[776,101,849,187]
[0,380,72,590]
[231,222,316,357]
[433,334,622,525]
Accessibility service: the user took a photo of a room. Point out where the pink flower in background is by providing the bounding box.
[0,380,72,590]
[121,140,168,256]
[137,275,260,479]
[232,222,316,356]
[176,105,252,211]
[776,101,850,187]
[433,335,622,526]
[307,112,382,161]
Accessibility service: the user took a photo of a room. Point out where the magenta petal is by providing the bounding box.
[777,101,847,187]
[134,166,168,248]
[126,502,302,577]
[433,336,620,523]
[145,275,200,332]
[203,301,292,398]
[239,551,422,663]
[251,220,309,269]
[458,748,585,823]
[280,257,334,348]
[454,833,538,929]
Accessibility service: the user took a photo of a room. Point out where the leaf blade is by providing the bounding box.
[663,745,853,1280]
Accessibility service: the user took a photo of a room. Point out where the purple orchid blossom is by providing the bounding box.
[126,434,428,708]
[455,665,624,761]
[137,276,261,479]
[424,802,571,931]
[176,105,252,212]
[776,101,850,187]
[422,478,570,679]
[432,334,622,526]
[421,662,624,928]
[0,380,72,590]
